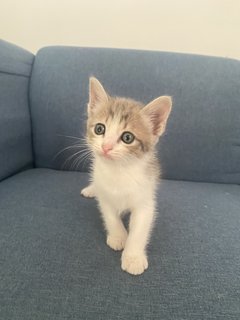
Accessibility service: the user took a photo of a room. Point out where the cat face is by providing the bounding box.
[86,77,172,162]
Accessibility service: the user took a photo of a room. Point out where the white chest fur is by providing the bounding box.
[92,156,157,213]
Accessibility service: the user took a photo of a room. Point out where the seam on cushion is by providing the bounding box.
[27,55,36,168]
[0,70,29,78]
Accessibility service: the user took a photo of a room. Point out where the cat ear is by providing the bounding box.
[88,77,108,114]
[141,96,172,137]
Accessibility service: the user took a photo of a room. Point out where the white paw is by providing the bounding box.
[107,234,128,251]
[81,185,95,198]
[121,251,148,275]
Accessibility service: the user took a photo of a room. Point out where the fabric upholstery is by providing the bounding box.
[0,40,34,181]
[30,47,240,184]
[1,40,239,319]
[0,169,240,319]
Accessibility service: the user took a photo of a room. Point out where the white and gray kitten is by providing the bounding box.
[81,77,172,275]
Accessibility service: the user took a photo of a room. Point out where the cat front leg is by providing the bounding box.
[81,184,95,198]
[121,201,155,275]
[99,201,128,251]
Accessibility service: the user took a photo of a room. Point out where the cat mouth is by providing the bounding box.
[96,150,114,160]
[102,152,113,160]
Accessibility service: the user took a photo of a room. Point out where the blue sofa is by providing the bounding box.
[0,39,239,319]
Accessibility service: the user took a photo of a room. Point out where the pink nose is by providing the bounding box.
[102,143,113,154]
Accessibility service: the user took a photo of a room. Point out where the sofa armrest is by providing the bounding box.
[0,40,34,181]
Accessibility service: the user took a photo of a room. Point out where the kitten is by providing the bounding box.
[81,77,172,275]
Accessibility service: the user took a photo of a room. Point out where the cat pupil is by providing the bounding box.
[95,123,105,135]
[121,132,134,144]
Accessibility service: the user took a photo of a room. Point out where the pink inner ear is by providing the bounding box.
[151,112,163,135]
[142,96,172,136]
[88,77,108,113]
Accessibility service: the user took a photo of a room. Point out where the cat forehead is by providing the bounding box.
[96,97,144,122]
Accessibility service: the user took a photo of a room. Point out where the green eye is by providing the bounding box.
[121,132,135,144]
[94,123,105,135]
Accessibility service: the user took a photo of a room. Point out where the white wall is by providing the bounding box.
[1,0,240,59]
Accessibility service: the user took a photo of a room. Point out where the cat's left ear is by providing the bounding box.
[141,96,172,137]
[88,77,108,114]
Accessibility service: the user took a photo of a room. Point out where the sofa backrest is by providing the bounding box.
[29,47,240,184]
[0,40,34,181]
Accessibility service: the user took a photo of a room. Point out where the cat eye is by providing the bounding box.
[121,132,135,144]
[94,123,105,135]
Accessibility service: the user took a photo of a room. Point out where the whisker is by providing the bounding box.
[56,134,87,141]
[61,148,90,170]
[81,151,93,169]
[70,150,92,170]
[70,151,88,170]
[53,144,83,160]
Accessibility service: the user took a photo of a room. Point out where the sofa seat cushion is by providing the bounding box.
[0,168,239,319]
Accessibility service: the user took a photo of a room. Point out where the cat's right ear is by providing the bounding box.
[88,77,108,114]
